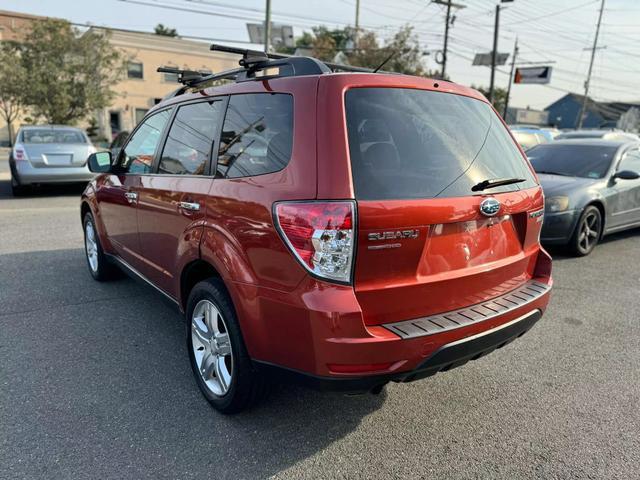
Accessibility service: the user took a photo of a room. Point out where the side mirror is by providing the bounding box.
[87,151,112,173]
[613,170,640,181]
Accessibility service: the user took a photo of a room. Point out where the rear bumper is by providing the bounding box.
[256,309,542,393]
[234,250,553,391]
[541,209,580,245]
[11,158,95,185]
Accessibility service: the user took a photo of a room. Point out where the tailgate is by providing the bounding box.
[354,190,544,325]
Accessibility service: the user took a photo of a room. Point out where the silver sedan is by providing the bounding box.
[9,125,97,196]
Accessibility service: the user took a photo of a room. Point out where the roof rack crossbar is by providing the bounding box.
[210,43,377,74]
[159,43,383,101]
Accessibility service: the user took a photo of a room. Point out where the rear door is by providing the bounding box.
[97,109,172,268]
[343,87,544,325]
[135,98,226,297]
[610,146,640,228]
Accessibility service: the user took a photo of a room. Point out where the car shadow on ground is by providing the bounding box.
[544,226,640,261]
[1,247,385,479]
[0,179,86,199]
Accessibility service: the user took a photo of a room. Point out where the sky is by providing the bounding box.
[3,0,639,110]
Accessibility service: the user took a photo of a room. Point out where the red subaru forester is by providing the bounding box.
[81,47,552,413]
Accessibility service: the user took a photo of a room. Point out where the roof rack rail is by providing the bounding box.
[159,43,380,100]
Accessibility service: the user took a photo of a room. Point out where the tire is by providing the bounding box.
[186,279,268,414]
[10,174,29,197]
[569,205,602,256]
[83,212,117,281]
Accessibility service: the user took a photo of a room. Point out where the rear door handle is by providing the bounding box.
[179,201,200,212]
[124,192,138,203]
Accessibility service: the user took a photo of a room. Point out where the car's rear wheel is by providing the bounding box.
[570,205,602,256]
[10,174,29,197]
[83,212,117,281]
[186,279,268,414]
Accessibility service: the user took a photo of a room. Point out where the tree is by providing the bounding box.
[154,24,178,37]
[0,41,29,146]
[277,25,443,78]
[19,19,126,125]
[473,85,508,114]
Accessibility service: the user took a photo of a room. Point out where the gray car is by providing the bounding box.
[555,129,640,142]
[9,125,97,196]
[527,139,640,256]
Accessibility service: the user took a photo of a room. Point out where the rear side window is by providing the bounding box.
[216,93,293,179]
[345,88,537,200]
[159,101,224,175]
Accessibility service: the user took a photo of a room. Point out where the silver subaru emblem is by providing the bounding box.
[479,198,501,217]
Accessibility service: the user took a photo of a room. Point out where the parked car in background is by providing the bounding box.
[527,139,640,255]
[555,129,640,142]
[510,127,554,151]
[81,49,552,413]
[9,125,96,196]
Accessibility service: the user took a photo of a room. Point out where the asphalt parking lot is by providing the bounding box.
[1,151,639,479]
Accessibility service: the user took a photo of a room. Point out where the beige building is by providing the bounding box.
[0,9,238,145]
[95,28,237,141]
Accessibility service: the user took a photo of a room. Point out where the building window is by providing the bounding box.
[163,71,179,83]
[135,108,149,125]
[127,62,144,79]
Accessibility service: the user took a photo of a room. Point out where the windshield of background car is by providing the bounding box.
[21,129,87,144]
[345,88,537,200]
[527,144,618,179]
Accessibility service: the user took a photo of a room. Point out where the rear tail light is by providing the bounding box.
[274,201,355,284]
[13,144,27,161]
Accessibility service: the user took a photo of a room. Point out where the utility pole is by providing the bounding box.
[503,37,518,119]
[442,0,452,78]
[355,0,360,34]
[489,4,500,103]
[264,0,272,53]
[433,1,466,79]
[577,0,605,129]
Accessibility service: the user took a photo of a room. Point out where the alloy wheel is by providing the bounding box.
[191,299,234,397]
[578,210,600,254]
[85,221,99,272]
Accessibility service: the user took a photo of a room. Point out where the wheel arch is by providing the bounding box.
[180,259,225,312]
[585,199,606,239]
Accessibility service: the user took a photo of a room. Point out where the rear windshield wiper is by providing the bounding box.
[471,177,526,192]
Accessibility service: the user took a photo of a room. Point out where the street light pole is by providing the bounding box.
[489,4,500,103]
[264,0,272,53]
[577,0,605,129]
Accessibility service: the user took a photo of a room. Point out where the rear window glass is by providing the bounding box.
[21,129,86,144]
[216,93,293,179]
[527,144,617,179]
[345,88,537,200]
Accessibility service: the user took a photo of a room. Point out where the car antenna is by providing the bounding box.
[373,50,397,73]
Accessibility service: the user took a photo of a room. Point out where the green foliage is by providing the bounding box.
[154,24,178,37]
[0,41,28,145]
[86,116,99,139]
[276,25,443,78]
[473,85,508,113]
[18,19,126,125]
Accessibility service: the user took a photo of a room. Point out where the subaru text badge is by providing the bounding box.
[479,198,501,217]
